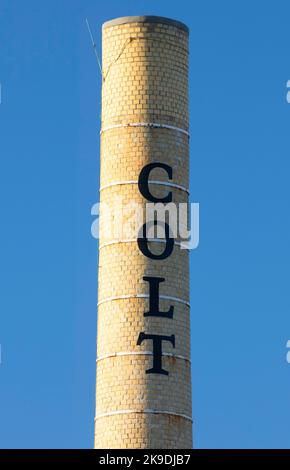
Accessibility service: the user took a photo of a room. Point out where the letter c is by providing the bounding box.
[138,162,173,203]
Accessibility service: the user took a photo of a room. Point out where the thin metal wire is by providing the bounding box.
[85,18,103,78]
[103,37,135,82]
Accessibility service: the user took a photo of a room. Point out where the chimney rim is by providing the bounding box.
[102,15,189,34]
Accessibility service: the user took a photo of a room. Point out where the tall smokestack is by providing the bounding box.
[94,15,192,449]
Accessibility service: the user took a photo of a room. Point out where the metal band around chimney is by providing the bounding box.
[100,122,190,137]
[99,239,190,251]
[99,180,189,194]
[96,351,191,363]
[97,294,190,308]
[95,409,192,422]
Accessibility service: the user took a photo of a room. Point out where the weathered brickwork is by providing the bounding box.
[100,128,189,188]
[94,16,192,449]
[95,413,192,449]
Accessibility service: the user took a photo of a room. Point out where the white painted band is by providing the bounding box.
[97,294,190,307]
[99,238,189,251]
[95,409,192,422]
[100,122,190,137]
[99,180,189,194]
[96,351,191,363]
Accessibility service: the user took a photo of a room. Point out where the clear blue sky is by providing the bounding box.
[0,0,290,449]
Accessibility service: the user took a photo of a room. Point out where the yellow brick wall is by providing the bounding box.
[94,16,192,449]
